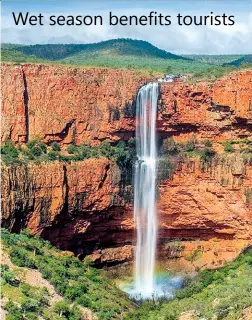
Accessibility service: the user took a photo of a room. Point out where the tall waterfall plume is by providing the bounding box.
[133,82,159,298]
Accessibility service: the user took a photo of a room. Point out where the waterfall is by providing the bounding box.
[133,82,159,298]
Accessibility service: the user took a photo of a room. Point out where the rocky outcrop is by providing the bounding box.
[1,64,252,268]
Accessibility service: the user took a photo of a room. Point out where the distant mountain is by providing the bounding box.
[2,39,188,62]
[2,39,251,80]
[182,54,245,65]
[223,55,252,67]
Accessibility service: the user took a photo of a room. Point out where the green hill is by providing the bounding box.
[2,39,251,80]
[223,55,252,67]
[182,54,245,65]
[2,39,188,61]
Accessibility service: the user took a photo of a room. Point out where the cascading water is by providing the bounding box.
[133,82,159,298]
[121,82,183,300]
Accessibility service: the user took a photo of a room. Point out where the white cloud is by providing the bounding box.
[1,6,252,54]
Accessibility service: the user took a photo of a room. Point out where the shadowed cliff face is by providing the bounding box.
[1,64,252,269]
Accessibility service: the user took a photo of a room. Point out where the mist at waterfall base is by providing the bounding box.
[121,83,183,300]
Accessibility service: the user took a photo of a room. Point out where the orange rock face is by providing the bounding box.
[158,156,251,241]
[159,70,252,142]
[1,63,252,267]
[157,156,252,270]
[1,63,148,145]
[1,159,132,259]
[3,64,251,147]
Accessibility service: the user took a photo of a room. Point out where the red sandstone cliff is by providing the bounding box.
[159,70,252,142]
[2,64,252,146]
[1,63,148,145]
[1,154,251,269]
[1,64,252,269]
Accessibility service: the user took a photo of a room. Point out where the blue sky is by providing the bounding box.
[2,1,252,54]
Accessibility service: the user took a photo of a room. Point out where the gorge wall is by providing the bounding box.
[1,63,252,270]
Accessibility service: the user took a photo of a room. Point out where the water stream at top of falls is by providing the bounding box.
[133,82,158,298]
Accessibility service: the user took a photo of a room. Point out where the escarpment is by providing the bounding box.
[1,63,252,269]
[1,63,148,145]
[158,69,252,141]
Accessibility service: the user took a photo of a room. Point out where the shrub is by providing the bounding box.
[69,305,83,320]
[185,140,196,152]
[200,148,215,162]
[77,294,92,308]
[80,144,92,158]
[25,313,39,320]
[50,275,67,295]
[20,297,40,312]
[4,301,22,320]
[53,300,71,317]
[161,137,179,156]
[100,141,113,158]
[9,247,36,269]
[99,311,116,320]
[224,141,235,153]
[47,151,58,161]
[38,142,47,153]
[2,270,20,286]
[1,264,9,273]
[20,283,32,296]
[65,284,87,301]
[51,142,61,151]
[58,155,71,162]
[26,140,39,149]
[203,140,213,147]
[1,229,134,319]
[128,137,136,149]
[67,144,78,154]
[1,140,19,158]
[26,139,47,157]
[30,146,42,157]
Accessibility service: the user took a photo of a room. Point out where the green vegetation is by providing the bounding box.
[51,142,61,152]
[1,44,47,64]
[157,137,216,182]
[182,54,245,65]
[223,141,235,153]
[1,139,136,172]
[3,39,186,61]
[2,272,84,320]
[125,247,252,320]
[1,140,19,162]
[223,55,252,67]
[1,229,134,319]
[2,39,251,80]
[222,139,252,160]
[159,137,216,163]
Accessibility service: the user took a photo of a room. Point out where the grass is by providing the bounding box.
[124,247,252,320]
[1,228,135,320]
